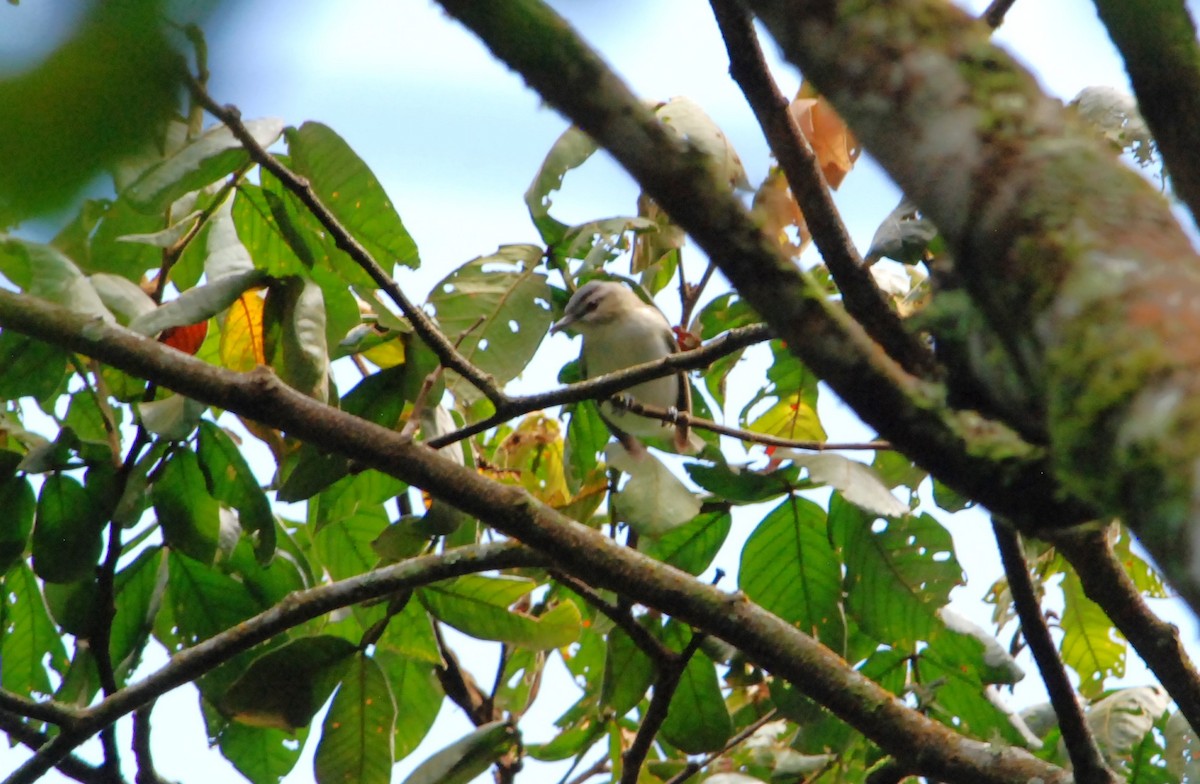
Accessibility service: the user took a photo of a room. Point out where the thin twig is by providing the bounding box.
[708,0,938,380]
[132,703,170,784]
[992,518,1118,784]
[563,754,610,784]
[982,0,1019,28]
[662,708,779,784]
[433,622,493,725]
[615,397,891,452]
[552,572,676,663]
[183,75,507,406]
[620,631,705,784]
[426,323,773,449]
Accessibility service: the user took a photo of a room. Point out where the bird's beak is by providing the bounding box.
[549,315,575,335]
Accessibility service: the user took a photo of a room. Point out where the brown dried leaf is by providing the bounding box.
[752,168,810,259]
[789,83,861,189]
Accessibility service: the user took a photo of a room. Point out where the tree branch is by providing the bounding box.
[982,0,1020,28]
[708,0,939,380]
[620,631,702,784]
[425,323,772,449]
[0,711,108,784]
[1092,0,1200,230]
[740,0,1200,610]
[3,541,543,784]
[0,290,1067,784]
[1052,525,1200,733]
[992,518,1117,783]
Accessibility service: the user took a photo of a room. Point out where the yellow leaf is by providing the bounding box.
[362,338,407,369]
[495,414,571,506]
[220,290,266,371]
[790,83,861,189]
[746,394,826,443]
[752,168,810,259]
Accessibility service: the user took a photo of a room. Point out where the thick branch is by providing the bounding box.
[1092,0,1200,230]
[992,519,1117,783]
[708,0,939,380]
[1052,526,1200,733]
[742,0,1200,611]
[0,711,107,784]
[432,0,1094,533]
[0,292,1066,784]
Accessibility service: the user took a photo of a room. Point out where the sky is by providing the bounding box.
[2,1,1199,782]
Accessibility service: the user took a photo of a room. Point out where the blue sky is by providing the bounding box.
[2,1,1196,782]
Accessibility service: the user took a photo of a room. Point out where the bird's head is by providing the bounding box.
[550,280,642,335]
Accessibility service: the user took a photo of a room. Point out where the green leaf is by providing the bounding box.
[136,394,207,440]
[0,467,35,573]
[0,1,181,224]
[2,237,113,321]
[86,197,165,279]
[124,119,283,213]
[152,448,222,565]
[601,625,655,716]
[658,621,733,753]
[286,122,419,270]
[198,421,276,562]
[374,650,442,761]
[524,126,598,245]
[222,636,357,731]
[43,578,100,636]
[1086,687,1170,760]
[608,447,702,537]
[163,550,263,649]
[109,546,166,682]
[399,719,518,784]
[89,273,157,324]
[915,637,1028,745]
[418,575,582,650]
[1,563,69,695]
[829,496,962,646]
[937,607,1024,686]
[0,331,68,402]
[32,473,105,583]
[218,722,308,784]
[128,268,267,337]
[315,653,396,784]
[685,462,798,505]
[740,496,846,653]
[263,275,330,402]
[427,246,553,404]
[864,199,939,265]
[379,599,440,665]
[641,510,731,576]
[1061,567,1125,698]
[654,96,749,190]
[313,504,390,582]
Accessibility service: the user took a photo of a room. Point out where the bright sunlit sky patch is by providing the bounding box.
[3,1,1199,782]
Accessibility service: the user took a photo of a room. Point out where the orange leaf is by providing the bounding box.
[160,320,208,356]
[221,290,267,371]
[789,83,861,189]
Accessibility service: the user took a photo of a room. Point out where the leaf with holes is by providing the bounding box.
[427,245,554,404]
[829,495,962,646]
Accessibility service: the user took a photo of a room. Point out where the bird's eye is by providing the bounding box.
[584,300,599,312]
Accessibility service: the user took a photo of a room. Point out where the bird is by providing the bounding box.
[550,280,702,456]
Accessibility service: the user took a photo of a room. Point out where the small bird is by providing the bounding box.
[550,280,702,456]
